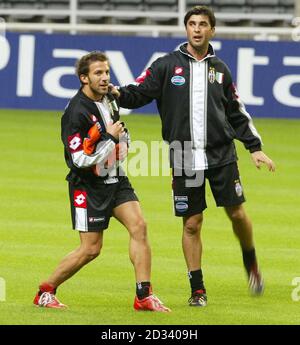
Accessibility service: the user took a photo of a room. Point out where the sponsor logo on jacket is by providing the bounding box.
[171,75,185,86]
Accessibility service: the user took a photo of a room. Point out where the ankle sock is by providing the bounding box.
[188,269,205,294]
[242,248,257,275]
[136,281,151,300]
[38,283,56,296]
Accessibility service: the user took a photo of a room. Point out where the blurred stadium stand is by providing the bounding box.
[0,0,298,39]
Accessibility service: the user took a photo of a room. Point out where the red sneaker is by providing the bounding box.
[33,283,67,309]
[188,289,207,307]
[134,294,171,312]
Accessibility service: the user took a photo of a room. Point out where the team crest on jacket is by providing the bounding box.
[208,67,216,83]
[208,67,224,84]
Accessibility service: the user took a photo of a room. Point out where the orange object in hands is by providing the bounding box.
[83,122,101,155]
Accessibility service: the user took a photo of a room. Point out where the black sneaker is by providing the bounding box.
[248,265,264,295]
[188,289,207,307]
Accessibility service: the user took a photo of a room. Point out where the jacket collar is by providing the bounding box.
[179,42,215,62]
[79,87,103,103]
[79,88,120,122]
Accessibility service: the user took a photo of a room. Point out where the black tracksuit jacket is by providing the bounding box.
[119,43,262,170]
[61,89,122,184]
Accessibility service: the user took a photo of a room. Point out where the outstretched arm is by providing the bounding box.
[110,59,163,109]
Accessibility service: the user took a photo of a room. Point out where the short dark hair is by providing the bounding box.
[76,51,108,81]
[184,6,216,28]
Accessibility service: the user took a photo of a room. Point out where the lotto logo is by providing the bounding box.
[174,66,183,75]
[68,133,82,152]
[74,190,87,208]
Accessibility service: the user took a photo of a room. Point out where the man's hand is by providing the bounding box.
[108,83,120,98]
[251,151,275,172]
[106,120,124,140]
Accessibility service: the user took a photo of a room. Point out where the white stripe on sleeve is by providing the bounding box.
[71,139,115,168]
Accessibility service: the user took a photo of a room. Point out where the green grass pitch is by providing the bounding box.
[0,109,299,325]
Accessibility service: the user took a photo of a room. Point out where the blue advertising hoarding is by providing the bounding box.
[0,31,299,118]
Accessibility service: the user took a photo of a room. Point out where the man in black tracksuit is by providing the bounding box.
[116,6,275,307]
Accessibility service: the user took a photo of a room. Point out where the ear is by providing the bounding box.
[211,27,216,38]
[80,74,88,85]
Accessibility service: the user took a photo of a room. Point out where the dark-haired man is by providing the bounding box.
[33,51,170,312]
[114,6,275,307]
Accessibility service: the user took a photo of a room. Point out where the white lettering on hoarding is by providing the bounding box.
[106,50,136,85]
[53,49,88,59]
[0,35,10,70]
[43,66,77,98]
[43,48,87,98]
[0,34,300,116]
[41,49,165,114]
[17,35,35,97]
[237,48,269,106]
[106,51,166,115]
[273,57,300,107]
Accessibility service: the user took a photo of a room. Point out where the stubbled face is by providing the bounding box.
[186,14,215,55]
[81,60,110,100]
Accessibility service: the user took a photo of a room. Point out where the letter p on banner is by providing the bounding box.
[0,277,6,301]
